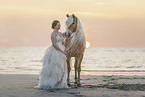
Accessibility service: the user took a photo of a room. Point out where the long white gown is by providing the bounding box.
[35,33,68,90]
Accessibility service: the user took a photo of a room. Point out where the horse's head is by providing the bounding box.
[65,14,77,38]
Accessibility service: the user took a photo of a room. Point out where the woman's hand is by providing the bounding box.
[63,51,66,55]
[61,51,67,55]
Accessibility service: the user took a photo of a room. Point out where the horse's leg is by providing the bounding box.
[74,57,78,86]
[77,54,83,86]
[66,57,71,86]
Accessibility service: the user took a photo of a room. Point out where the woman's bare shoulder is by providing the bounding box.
[51,31,57,36]
[51,32,57,39]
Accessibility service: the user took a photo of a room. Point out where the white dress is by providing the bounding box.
[35,33,68,90]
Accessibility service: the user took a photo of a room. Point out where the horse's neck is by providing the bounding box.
[66,22,85,56]
[70,29,85,47]
[67,29,85,56]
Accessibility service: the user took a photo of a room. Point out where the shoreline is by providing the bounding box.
[0,74,145,97]
[0,71,145,76]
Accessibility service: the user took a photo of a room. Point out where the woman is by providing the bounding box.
[35,20,68,90]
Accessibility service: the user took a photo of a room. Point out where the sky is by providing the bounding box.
[0,0,145,47]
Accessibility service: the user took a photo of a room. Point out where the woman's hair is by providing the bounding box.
[52,20,59,29]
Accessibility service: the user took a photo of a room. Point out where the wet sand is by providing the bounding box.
[0,74,145,97]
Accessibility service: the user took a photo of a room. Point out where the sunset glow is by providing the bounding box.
[0,0,145,47]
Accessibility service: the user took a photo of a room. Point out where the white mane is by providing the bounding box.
[65,15,86,54]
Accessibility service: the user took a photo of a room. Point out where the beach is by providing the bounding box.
[0,74,145,97]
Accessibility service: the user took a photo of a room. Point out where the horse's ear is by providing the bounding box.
[66,14,69,18]
[72,14,75,18]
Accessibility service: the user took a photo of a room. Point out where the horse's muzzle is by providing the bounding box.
[65,29,72,38]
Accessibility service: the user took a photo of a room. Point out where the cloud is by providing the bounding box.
[95,2,105,5]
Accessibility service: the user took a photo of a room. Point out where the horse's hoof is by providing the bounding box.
[77,83,81,87]
[67,83,71,87]
[73,82,77,88]
[74,84,78,88]
[74,82,77,84]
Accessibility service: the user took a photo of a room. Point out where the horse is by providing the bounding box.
[64,14,86,87]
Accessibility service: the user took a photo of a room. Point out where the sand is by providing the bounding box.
[0,74,145,97]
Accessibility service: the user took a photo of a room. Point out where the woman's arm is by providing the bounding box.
[59,32,66,45]
[51,32,66,55]
[60,32,65,38]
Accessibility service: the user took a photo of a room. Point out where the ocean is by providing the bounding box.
[0,47,145,75]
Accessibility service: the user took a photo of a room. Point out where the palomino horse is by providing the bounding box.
[64,14,86,86]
